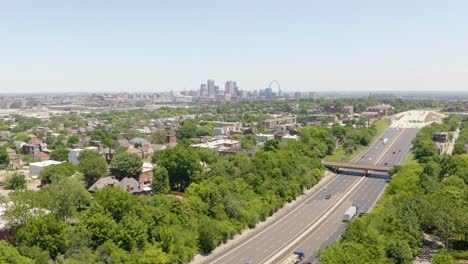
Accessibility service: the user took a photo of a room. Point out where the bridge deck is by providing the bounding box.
[322,161,392,172]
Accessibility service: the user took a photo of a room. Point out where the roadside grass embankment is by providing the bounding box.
[324,118,391,162]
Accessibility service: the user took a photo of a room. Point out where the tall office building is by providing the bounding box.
[207,79,215,98]
[200,84,207,97]
[225,81,236,96]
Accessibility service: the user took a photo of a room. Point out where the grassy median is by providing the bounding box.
[324,118,391,162]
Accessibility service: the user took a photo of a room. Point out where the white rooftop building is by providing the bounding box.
[68,147,99,165]
[191,139,241,150]
[29,160,63,178]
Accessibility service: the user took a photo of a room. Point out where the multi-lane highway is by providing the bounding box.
[192,110,430,264]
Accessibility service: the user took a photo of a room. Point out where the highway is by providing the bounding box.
[193,111,429,264]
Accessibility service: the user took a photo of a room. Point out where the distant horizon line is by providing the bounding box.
[1,90,468,95]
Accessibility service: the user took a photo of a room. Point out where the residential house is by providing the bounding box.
[34,152,49,161]
[90,140,103,150]
[263,116,296,129]
[139,162,154,191]
[29,160,63,178]
[88,176,120,192]
[256,133,275,143]
[6,148,21,170]
[139,145,154,159]
[129,137,151,147]
[166,134,177,144]
[116,139,130,149]
[190,139,241,150]
[22,143,41,155]
[68,147,99,165]
[101,148,116,164]
[151,144,167,152]
[342,105,354,115]
[119,177,141,194]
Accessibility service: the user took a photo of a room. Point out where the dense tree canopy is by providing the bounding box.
[110,153,143,179]
[49,147,70,162]
[40,163,77,184]
[0,147,10,169]
[78,156,109,187]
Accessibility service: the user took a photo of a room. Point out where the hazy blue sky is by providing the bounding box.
[1,0,467,93]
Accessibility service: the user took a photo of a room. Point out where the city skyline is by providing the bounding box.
[1,0,467,93]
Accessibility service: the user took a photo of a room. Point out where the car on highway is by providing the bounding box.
[323,186,328,190]
[325,194,331,199]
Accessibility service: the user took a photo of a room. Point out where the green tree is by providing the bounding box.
[0,147,10,169]
[15,133,31,142]
[49,147,69,161]
[110,153,142,179]
[78,156,109,187]
[0,240,35,264]
[40,163,77,184]
[152,167,170,195]
[318,241,382,263]
[67,135,80,146]
[77,149,101,162]
[263,139,279,151]
[153,145,203,191]
[151,130,167,144]
[39,177,92,221]
[178,119,198,139]
[432,249,454,264]
[4,173,26,190]
[90,129,115,149]
[95,240,132,264]
[386,240,413,264]
[15,215,68,258]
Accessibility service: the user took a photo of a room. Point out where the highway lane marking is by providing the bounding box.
[207,174,345,263]
[262,176,367,264]
[294,177,376,263]
[205,120,405,264]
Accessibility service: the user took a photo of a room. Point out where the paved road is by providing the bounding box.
[208,173,363,264]
[278,126,421,263]
[196,112,429,264]
[278,176,388,264]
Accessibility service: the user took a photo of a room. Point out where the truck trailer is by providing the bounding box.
[343,206,357,222]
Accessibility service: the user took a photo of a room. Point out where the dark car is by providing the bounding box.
[359,212,366,217]
[325,194,331,199]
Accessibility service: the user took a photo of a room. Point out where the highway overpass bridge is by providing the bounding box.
[322,161,392,175]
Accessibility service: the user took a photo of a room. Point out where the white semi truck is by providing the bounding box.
[280,250,305,264]
[343,206,357,222]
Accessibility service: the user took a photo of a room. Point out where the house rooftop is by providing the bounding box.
[29,160,63,167]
